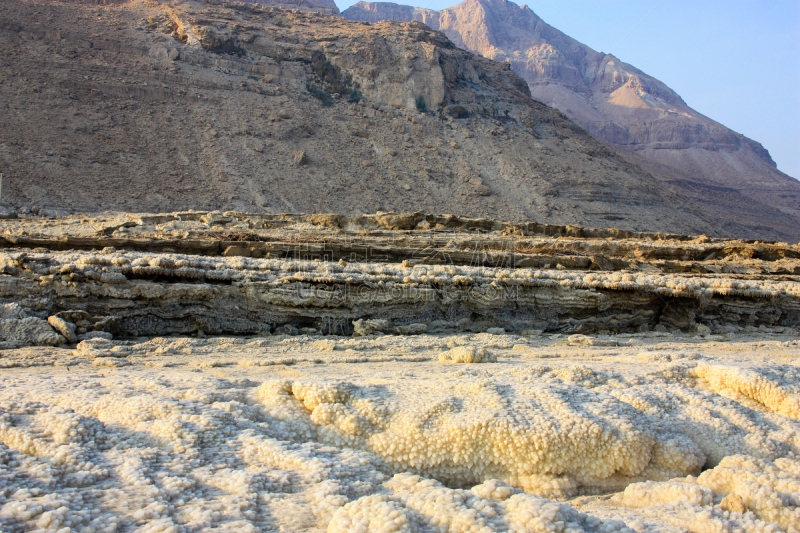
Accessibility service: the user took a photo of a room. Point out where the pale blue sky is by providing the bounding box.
[335,0,800,180]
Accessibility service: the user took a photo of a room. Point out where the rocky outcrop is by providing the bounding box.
[37,0,340,12]
[1,212,798,341]
[0,317,65,346]
[0,0,729,237]
[231,0,340,15]
[343,0,800,242]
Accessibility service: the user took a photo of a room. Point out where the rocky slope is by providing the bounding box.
[343,0,800,242]
[236,0,340,15]
[0,0,787,240]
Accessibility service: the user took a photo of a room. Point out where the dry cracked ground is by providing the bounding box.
[0,212,799,532]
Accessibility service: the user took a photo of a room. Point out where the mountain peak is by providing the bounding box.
[343,0,800,240]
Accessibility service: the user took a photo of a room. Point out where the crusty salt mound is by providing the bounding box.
[328,475,632,532]
[438,346,497,363]
[256,376,708,499]
[0,333,798,532]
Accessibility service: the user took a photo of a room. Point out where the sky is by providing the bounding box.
[334,0,800,180]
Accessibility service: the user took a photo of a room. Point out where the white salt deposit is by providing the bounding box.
[0,333,798,532]
[439,346,497,363]
[5,249,800,300]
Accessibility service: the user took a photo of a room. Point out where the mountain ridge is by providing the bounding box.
[0,0,797,241]
[343,0,800,240]
[0,0,728,237]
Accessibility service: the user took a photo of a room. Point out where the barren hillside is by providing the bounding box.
[0,0,768,239]
[343,0,800,242]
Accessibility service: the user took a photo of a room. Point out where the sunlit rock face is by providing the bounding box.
[2,0,714,238]
[2,212,798,339]
[237,0,341,16]
[343,0,800,243]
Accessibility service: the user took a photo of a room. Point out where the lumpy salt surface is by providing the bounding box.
[0,333,798,532]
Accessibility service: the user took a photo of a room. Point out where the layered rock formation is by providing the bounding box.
[235,0,340,15]
[1,212,798,345]
[343,0,800,242]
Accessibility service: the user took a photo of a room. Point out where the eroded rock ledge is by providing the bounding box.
[1,212,798,344]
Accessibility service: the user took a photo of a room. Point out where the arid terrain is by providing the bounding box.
[0,211,799,531]
[1,0,799,241]
[1,0,799,531]
[343,0,800,243]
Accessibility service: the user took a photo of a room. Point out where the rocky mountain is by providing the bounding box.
[343,0,800,242]
[0,0,735,237]
[236,0,340,15]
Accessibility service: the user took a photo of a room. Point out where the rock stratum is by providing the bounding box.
[0,0,798,242]
[0,212,799,532]
[343,0,800,242]
[234,0,341,16]
[2,211,799,341]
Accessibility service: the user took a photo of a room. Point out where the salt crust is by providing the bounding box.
[5,250,800,299]
[439,346,497,363]
[0,339,799,532]
[328,475,632,532]
[691,363,800,420]
[601,455,800,532]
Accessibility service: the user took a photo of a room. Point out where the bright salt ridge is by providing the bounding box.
[0,333,798,532]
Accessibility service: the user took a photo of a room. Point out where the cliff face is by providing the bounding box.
[0,0,735,236]
[343,0,800,242]
[2,212,800,339]
[33,0,342,13]
[234,0,340,15]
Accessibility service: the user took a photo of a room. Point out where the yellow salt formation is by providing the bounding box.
[256,377,706,498]
[617,480,714,508]
[2,333,799,532]
[439,346,497,363]
[329,475,633,532]
[600,362,800,469]
[696,455,800,530]
[598,455,800,532]
[692,363,800,420]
